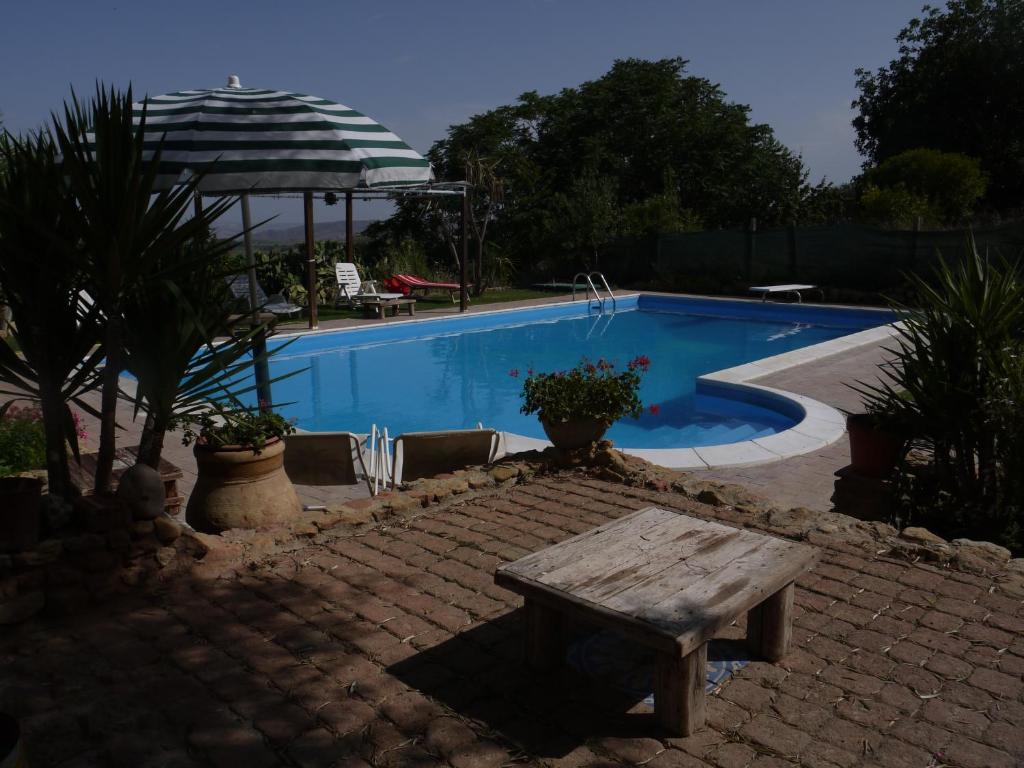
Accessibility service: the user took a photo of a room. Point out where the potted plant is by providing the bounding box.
[517,355,653,450]
[845,408,909,479]
[181,403,301,533]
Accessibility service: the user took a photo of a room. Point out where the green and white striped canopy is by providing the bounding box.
[135,80,433,193]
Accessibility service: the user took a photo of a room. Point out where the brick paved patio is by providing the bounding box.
[3,472,1022,767]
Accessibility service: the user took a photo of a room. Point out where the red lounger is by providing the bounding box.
[387,274,463,303]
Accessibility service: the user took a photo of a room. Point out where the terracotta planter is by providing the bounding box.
[185,438,301,534]
[0,476,43,553]
[541,418,611,450]
[847,413,906,478]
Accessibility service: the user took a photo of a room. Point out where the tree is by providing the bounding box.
[853,0,1024,213]
[551,168,620,269]
[859,148,987,227]
[373,58,808,276]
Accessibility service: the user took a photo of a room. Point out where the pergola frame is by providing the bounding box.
[228,182,471,330]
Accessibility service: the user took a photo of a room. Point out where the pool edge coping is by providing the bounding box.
[205,292,901,473]
[503,319,901,471]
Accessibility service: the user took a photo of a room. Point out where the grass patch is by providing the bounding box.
[273,287,572,329]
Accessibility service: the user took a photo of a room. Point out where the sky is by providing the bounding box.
[1,0,928,226]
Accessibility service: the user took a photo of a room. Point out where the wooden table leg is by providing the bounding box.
[523,598,564,670]
[655,642,706,735]
[747,581,795,662]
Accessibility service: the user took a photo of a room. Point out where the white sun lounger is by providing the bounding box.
[334,262,404,308]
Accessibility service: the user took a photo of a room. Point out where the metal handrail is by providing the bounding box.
[590,272,617,311]
[571,272,601,308]
[571,271,616,312]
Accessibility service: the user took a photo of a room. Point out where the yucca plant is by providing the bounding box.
[52,84,240,493]
[121,232,291,469]
[857,237,1024,545]
[0,130,105,498]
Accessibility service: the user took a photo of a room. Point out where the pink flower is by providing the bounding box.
[584,363,597,374]
[527,367,534,376]
[596,358,614,371]
[649,404,661,415]
[628,354,651,372]
[509,368,519,378]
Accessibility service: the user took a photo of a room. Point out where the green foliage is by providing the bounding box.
[860,148,987,226]
[0,127,105,496]
[858,183,935,229]
[550,168,620,268]
[853,0,1024,213]
[52,85,241,491]
[621,174,702,237]
[857,239,1024,549]
[0,405,46,476]
[519,355,651,425]
[797,181,857,225]
[374,57,808,278]
[179,402,296,452]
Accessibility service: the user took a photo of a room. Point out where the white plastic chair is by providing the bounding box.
[283,432,373,500]
[391,427,499,488]
[334,263,403,308]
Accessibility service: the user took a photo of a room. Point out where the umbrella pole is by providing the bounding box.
[241,193,273,410]
[460,188,469,312]
[304,192,318,330]
[346,192,354,263]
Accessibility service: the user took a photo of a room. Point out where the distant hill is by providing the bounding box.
[215,219,379,246]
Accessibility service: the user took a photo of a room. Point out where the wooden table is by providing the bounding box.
[495,506,818,735]
[363,297,416,319]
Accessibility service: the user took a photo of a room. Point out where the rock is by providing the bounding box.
[440,477,470,495]
[181,531,243,565]
[76,549,119,573]
[40,493,74,532]
[489,465,519,483]
[0,590,45,624]
[14,538,63,567]
[465,471,494,490]
[1006,558,1024,575]
[63,533,106,553]
[382,493,421,515]
[116,464,166,520]
[74,494,131,533]
[131,520,155,539]
[951,538,1012,563]
[153,516,182,544]
[899,526,948,546]
[696,489,725,507]
[154,547,177,568]
[106,529,132,552]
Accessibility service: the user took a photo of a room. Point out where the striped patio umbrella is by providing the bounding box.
[123,76,440,404]
[135,77,433,193]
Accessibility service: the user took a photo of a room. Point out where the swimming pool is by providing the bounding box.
[254,294,892,459]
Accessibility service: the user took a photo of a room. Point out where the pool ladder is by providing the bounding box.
[572,272,616,313]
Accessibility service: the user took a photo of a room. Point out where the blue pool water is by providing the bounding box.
[251,295,890,449]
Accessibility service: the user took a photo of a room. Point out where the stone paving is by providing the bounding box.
[695,342,895,515]
[3,472,1022,768]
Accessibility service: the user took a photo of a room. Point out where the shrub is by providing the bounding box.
[0,405,47,475]
[179,402,296,452]
[858,239,1024,550]
[517,356,654,425]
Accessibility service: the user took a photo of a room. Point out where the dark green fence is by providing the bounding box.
[599,220,1024,298]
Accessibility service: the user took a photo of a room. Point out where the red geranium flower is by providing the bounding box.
[649,404,661,415]
[509,368,519,378]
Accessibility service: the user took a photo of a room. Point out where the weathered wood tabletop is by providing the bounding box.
[495,506,819,734]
